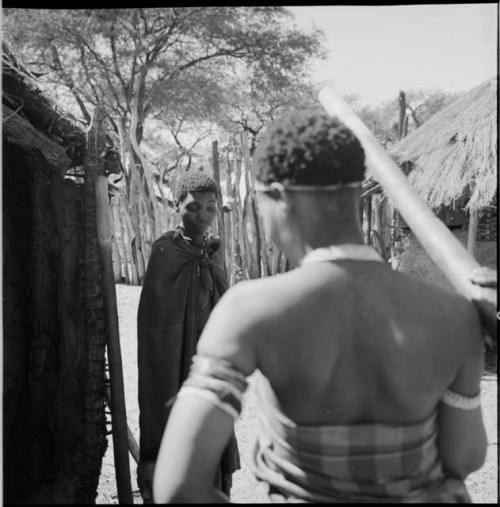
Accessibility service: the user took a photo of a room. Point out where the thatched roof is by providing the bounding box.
[2,41,87,172]
[3,42,123,178]
[390,77,497,212]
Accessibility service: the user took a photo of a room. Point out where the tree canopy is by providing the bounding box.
[3,8,325,142]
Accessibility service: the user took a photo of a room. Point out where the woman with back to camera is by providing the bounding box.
[152,109,487,503]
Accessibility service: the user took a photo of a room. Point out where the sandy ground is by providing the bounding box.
[97,284,498,504]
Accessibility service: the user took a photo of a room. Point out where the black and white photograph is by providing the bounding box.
[2,4,498,504]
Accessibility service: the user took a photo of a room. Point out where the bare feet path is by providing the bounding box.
[97,284,498,504]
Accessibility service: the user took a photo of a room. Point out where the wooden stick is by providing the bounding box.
[467,210,478,256]
[93,108,133,503]
[212,140,227,273]
[105,387,140,465]
[127,426,140,464]
[319,87,497,341]
[366,196,372,245]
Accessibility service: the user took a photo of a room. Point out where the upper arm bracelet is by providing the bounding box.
[176,355,249,421]
[441,389,481,410]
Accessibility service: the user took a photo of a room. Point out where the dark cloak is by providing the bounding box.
[137,229,239,473]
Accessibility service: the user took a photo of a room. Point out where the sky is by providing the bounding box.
[287,4,498,105]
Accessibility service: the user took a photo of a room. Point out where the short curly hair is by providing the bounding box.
[253,109,365,185]
[175,171,218,203]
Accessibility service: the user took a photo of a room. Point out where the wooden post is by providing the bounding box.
[234,139,246,280]
[121,200,137,284]
[371,194,386,259]
[240,132,261,279]
[224,143,234,278]
[92,107,133,504]
[109,197,122,282]
[240,132,254,279]
[127,426,140,464]
[125,179,140,286]
[112,195,128,282]
[467,210,478,256]
[80,102,110,505]
[212,140,226,273]
[386,201,397,265]
[398,91,406,140]
[104,387,140,465]
[403,115,409,138]
[319,88,497,340]
[366,195,372,245]
[251,194,263,279]
[271,244,281,275]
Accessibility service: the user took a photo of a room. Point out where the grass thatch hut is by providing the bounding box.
[3,42,115,503]
[387,77,497,287]
[391,77,497,213]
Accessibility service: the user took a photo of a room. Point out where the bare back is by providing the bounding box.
[252,260,482,425]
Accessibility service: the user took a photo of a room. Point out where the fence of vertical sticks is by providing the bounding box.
[108,130,293,286]
[100,91,496,503]
[107,116,497,328]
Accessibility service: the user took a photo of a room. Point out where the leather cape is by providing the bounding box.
[137,229,239,473]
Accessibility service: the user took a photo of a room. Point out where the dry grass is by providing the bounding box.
[2,40,87,167]
[390,78,497,212]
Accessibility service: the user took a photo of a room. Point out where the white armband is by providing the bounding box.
[441,389,481,410]
[176,355,248,421]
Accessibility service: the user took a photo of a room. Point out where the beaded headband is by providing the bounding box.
[253,181,362,192]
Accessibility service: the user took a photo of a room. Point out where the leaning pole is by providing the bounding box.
[91,106,133,503]
[319,87,497,342]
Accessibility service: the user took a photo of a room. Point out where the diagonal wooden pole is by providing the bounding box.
[104,380,140,464]
[92,106,133,503]
[319,87,497,343]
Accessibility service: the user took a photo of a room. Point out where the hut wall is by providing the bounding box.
[3,144,34,501]
[477,206,497,242]
[395,228,497,290]
[3,139,107,502]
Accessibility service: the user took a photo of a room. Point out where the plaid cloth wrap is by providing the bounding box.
[250,374,471,503]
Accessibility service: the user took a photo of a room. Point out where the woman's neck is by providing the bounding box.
[302,217,364,246]
[178,225,205,246]
[290,191,365,250]
[288,221,365,267]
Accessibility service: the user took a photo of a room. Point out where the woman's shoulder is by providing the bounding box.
[221,270,308,320]
[152,229,180,248]
[391,270,482,342]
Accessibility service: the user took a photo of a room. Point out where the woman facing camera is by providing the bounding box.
[136,172,238,502]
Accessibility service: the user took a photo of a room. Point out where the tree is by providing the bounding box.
[218,70,321,154]
[350,88,463,146]
[3,7,325,282]
[404,88,462,128]
[3,8,323,142]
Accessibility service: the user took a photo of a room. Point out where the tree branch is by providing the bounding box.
[78,36,124,111]
[80,47,104,105]
[406,105,421,128]
[145,15,180,64]
[80,45,128,119]
[50,44,92,124]
[139,8,149,37]
[109,23,129,100]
